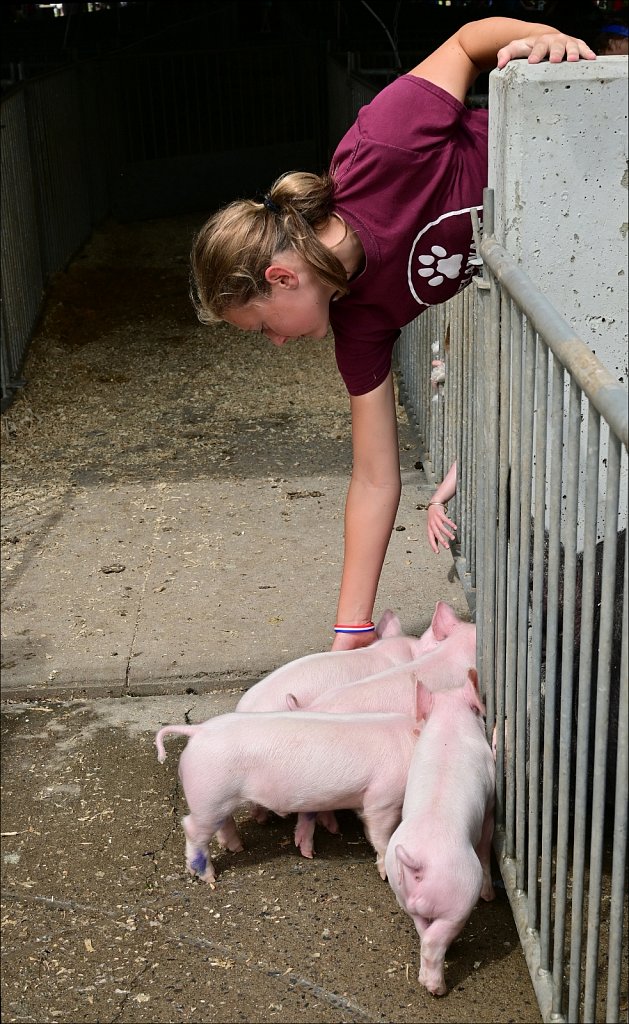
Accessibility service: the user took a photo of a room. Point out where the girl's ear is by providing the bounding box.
[264,264,299,289]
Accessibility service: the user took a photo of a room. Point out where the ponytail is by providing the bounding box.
[190,171,349,323]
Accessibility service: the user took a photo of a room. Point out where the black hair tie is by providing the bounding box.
[256,191,280,214]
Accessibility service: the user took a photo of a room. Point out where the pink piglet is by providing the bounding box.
[384,668,495,996]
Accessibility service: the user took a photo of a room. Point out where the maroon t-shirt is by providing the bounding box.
[329,75,489,396]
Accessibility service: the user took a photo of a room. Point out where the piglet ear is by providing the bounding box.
[465,668,486,717]
[414,674,433,723]
[286,693,300,710]
[375,609,402,638]
[431,600,459,640]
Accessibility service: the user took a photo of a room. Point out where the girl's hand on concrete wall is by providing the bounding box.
[497,32,596,69]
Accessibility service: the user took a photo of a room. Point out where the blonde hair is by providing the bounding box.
[190,171,349,323]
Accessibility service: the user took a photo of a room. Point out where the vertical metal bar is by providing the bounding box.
[429,313,436,470]
[467,303,475,587]
[472,184,495,595]
[539,355,565,970]
[452,300,460,478]
[583,435,622,1021]
[465,286,475,578]
[477,278,495,686]
[605,527,628,1023]
[426,313,433,467]
[443,309,452,492]
[451,293,463,546]
[494,291,512,831]
[466,297,475,580]
[435,310,444,481]
[515,319,535,891]
[463,287,472,568]
[505,306,523,860]
[423,313,430,452]
[527,332,549,930]
[462,292,473,574]
[475,190,494,610]
[567,406,600,1022]
[481,269,500,725]
[551,380,582,1018]
[435,308,445,481]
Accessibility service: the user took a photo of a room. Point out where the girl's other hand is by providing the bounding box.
[427,503,457,555]
[497,33,596,70]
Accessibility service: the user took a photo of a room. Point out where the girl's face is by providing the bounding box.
[223,253,335,346]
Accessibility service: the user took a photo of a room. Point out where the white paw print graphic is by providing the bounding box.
[417,246,463,287]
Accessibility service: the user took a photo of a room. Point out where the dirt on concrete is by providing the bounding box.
[1,695,541,1024]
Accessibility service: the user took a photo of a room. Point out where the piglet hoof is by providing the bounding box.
[294,814,316,859]
[186,868,218,892]
[217,834,244,854]
[480,879,496,902]
[294,833,315,859]
[419,968,447,997]
[376,856,387,881]
[187,847,217,888]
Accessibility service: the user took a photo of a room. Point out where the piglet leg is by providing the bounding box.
[215,815,244,853]
[476,803,496,902]
[182,813,217,884]
[361,805,402,880]
[417,917,467,997]
[294,812,317,858]
[316,811,339,834]
[294,810,340,858]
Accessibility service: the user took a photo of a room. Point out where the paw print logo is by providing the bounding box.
[417,247,464,287]
[408,206,483,308]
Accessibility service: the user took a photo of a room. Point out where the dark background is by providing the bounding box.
[2,1,627,77]
[1,1,626,219]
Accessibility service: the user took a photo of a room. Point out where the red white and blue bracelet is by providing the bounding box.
[333,622,375,634]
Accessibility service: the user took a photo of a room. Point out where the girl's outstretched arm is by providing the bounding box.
[332,373,402,651]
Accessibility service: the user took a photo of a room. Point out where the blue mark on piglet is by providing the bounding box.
[190,851,207,875]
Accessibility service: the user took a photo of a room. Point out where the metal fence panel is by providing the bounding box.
[0,89,44,406]
[395,189,627,1023]
[395,292,478,603]
[1,63,113,407]
[25,68,93,280]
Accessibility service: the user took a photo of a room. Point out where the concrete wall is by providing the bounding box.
[488,57,628,542]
